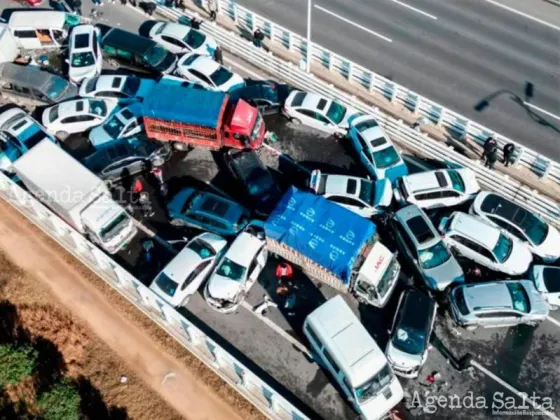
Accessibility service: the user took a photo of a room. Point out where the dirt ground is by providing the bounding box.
[0,198,264,420]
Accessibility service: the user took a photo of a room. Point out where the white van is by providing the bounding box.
[304,296,403,420]
[8,11,73,50]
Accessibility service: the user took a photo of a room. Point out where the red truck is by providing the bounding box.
[142,83,265,151]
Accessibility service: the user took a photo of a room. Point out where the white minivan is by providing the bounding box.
[304,296,403,420]
[8,11,72,50]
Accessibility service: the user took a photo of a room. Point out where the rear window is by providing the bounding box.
[448,170,465,193]
[290,92,305,107]
[407,215,435,243]
[354,118,379,132]
[506,283,530,313]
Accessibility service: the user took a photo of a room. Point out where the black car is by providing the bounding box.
[224,149,282,215]
[229,80,292,115]
[82,135,172,184]
[96,24,177,75]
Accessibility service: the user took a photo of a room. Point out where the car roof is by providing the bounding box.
[94,75,126,91]
[324,174,361,197]
[160,22,190,38]
[297,92,330,112]
[0,63,61,91]
[192,192,241,219]
[403,170,450,192]
[306,296,386,387]
[102,27,155,55]
[0,107,26,131]
[71,25,94,49]
[225,231,264,266]
[187,55,220,74]
[464,282,513,311]
[56,99,92,117]
[397,290,435,332]
[395,205,439,247]
[161,242,204,283]
[449,212,500,248]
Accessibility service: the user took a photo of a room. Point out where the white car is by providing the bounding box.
[89,103,143,148]
[174,53,245,92]
[308,169,392,218]
[347,115,408,183]
[394,168,480,209]
[282,90,361,137]
[149,22,218,56]
[530,265,560,310]
[439,212,533,276]
[42,98,118,140]
[149,232,228,308]
[67,25,102,84]
[470,192,560,263]
[204,224,268,313]
[79,75,156,102]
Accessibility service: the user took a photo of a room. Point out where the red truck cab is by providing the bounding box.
[142,83,265,151]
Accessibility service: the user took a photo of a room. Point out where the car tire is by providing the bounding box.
[56,131,69,141]
[290,117,302,126]
[170,218,186,227]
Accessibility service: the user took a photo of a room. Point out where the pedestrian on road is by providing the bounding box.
[253,28,265,48]
[214,46,223,65]
[174,0,183,9]
[208,0,218,20]
[190,17,202,30]
[483,146,498,170]
[483,135,497,155]
[144,1,157,16]
[503,142,516,167]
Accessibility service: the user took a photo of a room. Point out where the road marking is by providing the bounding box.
[390,0,438,20]
[546,315,560,328]
[314,5,393,43]
[470,360,560,420]
[483,0,560,32]
[240,301,313,358]
[523,102,560,121]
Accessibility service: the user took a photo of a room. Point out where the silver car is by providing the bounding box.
[448,280,549,330]
[392,205,464,291]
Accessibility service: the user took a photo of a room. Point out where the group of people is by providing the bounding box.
[482,136,516,170]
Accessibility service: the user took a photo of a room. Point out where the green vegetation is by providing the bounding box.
[37,378,81,420]
[0,343,38,386]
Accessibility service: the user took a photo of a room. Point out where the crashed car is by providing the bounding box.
[204,222,268,313]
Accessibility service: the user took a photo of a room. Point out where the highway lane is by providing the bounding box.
[234,0,560,161]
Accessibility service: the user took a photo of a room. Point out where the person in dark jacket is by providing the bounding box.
[483,135,497,155]
[214,46,223,65]
[503,143,516,167]
[253,28,265,48]
[483,147,498,169]
[145,1,157,16]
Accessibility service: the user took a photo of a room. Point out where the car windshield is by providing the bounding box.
[122,77,140,96]
[154,272,179,297]
[358,180,374,204]
[418,241,451,269]
[71,51,95,68]
[216,258,246,281]
[372,146,400,169]
[326,101,347,124]
[209,66,233,86]
[184,29,205,49]
[188,238,216,258]
[506,282,530,313]
[354,364,393,404]
[46,78,69,101]
[103,115,125,138]
[493,233,513,263]
[89,100,107,116]
[99,212,128,242]
[392,327,425,355]
[448,170,465,193]
[542,268,560,293]
[48,106,59,123]
[521,214,549,246]
[144,45,168,66]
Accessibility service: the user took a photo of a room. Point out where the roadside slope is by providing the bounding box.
[0,200,245,420]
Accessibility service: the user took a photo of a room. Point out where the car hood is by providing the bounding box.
[373,179,393,207]
[424,254,464,291]
[207,274,242,301]
[340,108,362,128]
[199,37,218,56]
[386,341,423,370]
[89,125,113,148]
[221,74,246,92]
[503,241,533,275]
[69,65,98,84]
[536,225,560,262]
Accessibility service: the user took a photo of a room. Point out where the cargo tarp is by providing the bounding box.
[142,83,226,128]
[264,187,376,284]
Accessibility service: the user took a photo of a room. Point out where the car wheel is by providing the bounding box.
[290,117,302,126]
[55,131,69,141]
[170,218,186,227]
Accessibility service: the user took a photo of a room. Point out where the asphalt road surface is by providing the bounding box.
[234,0,560,161]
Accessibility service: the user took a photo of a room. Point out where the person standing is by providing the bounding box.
[208,0,218,21]
[483,135,497,155]
[503,143,516,167]
[214,46,223,65]
[483,145,498,170]
[253,28,265,48]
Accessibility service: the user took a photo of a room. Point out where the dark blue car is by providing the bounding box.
[230,80,292,115]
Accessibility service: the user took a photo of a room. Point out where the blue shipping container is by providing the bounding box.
[264,187,376,284]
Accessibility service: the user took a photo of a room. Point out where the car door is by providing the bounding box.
[57,115,91,133]
[447,234,483,264]
[355,132,376,176]
[294,109,321,130]
[414,191,444,209]
[160,35,187,54]
[488,215,528,246]
[440,189,463,207]
[476,311,513,328]
[393,223,419,273]
[92,33,102,74]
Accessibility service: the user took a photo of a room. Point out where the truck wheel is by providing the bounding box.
[170,219,186,227]
[173,142,191,152]
[56,131,69,141]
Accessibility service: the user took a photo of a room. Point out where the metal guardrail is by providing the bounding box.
[192,0,560,184]
[0,173,309,420]
[157,6,560,229]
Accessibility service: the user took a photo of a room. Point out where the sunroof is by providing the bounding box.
[317,99,327,110]
[111,77,122,88]
[347,179,357,194]
[435,171,448,188]
[76,101,84,112]
[407,216,435,243]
